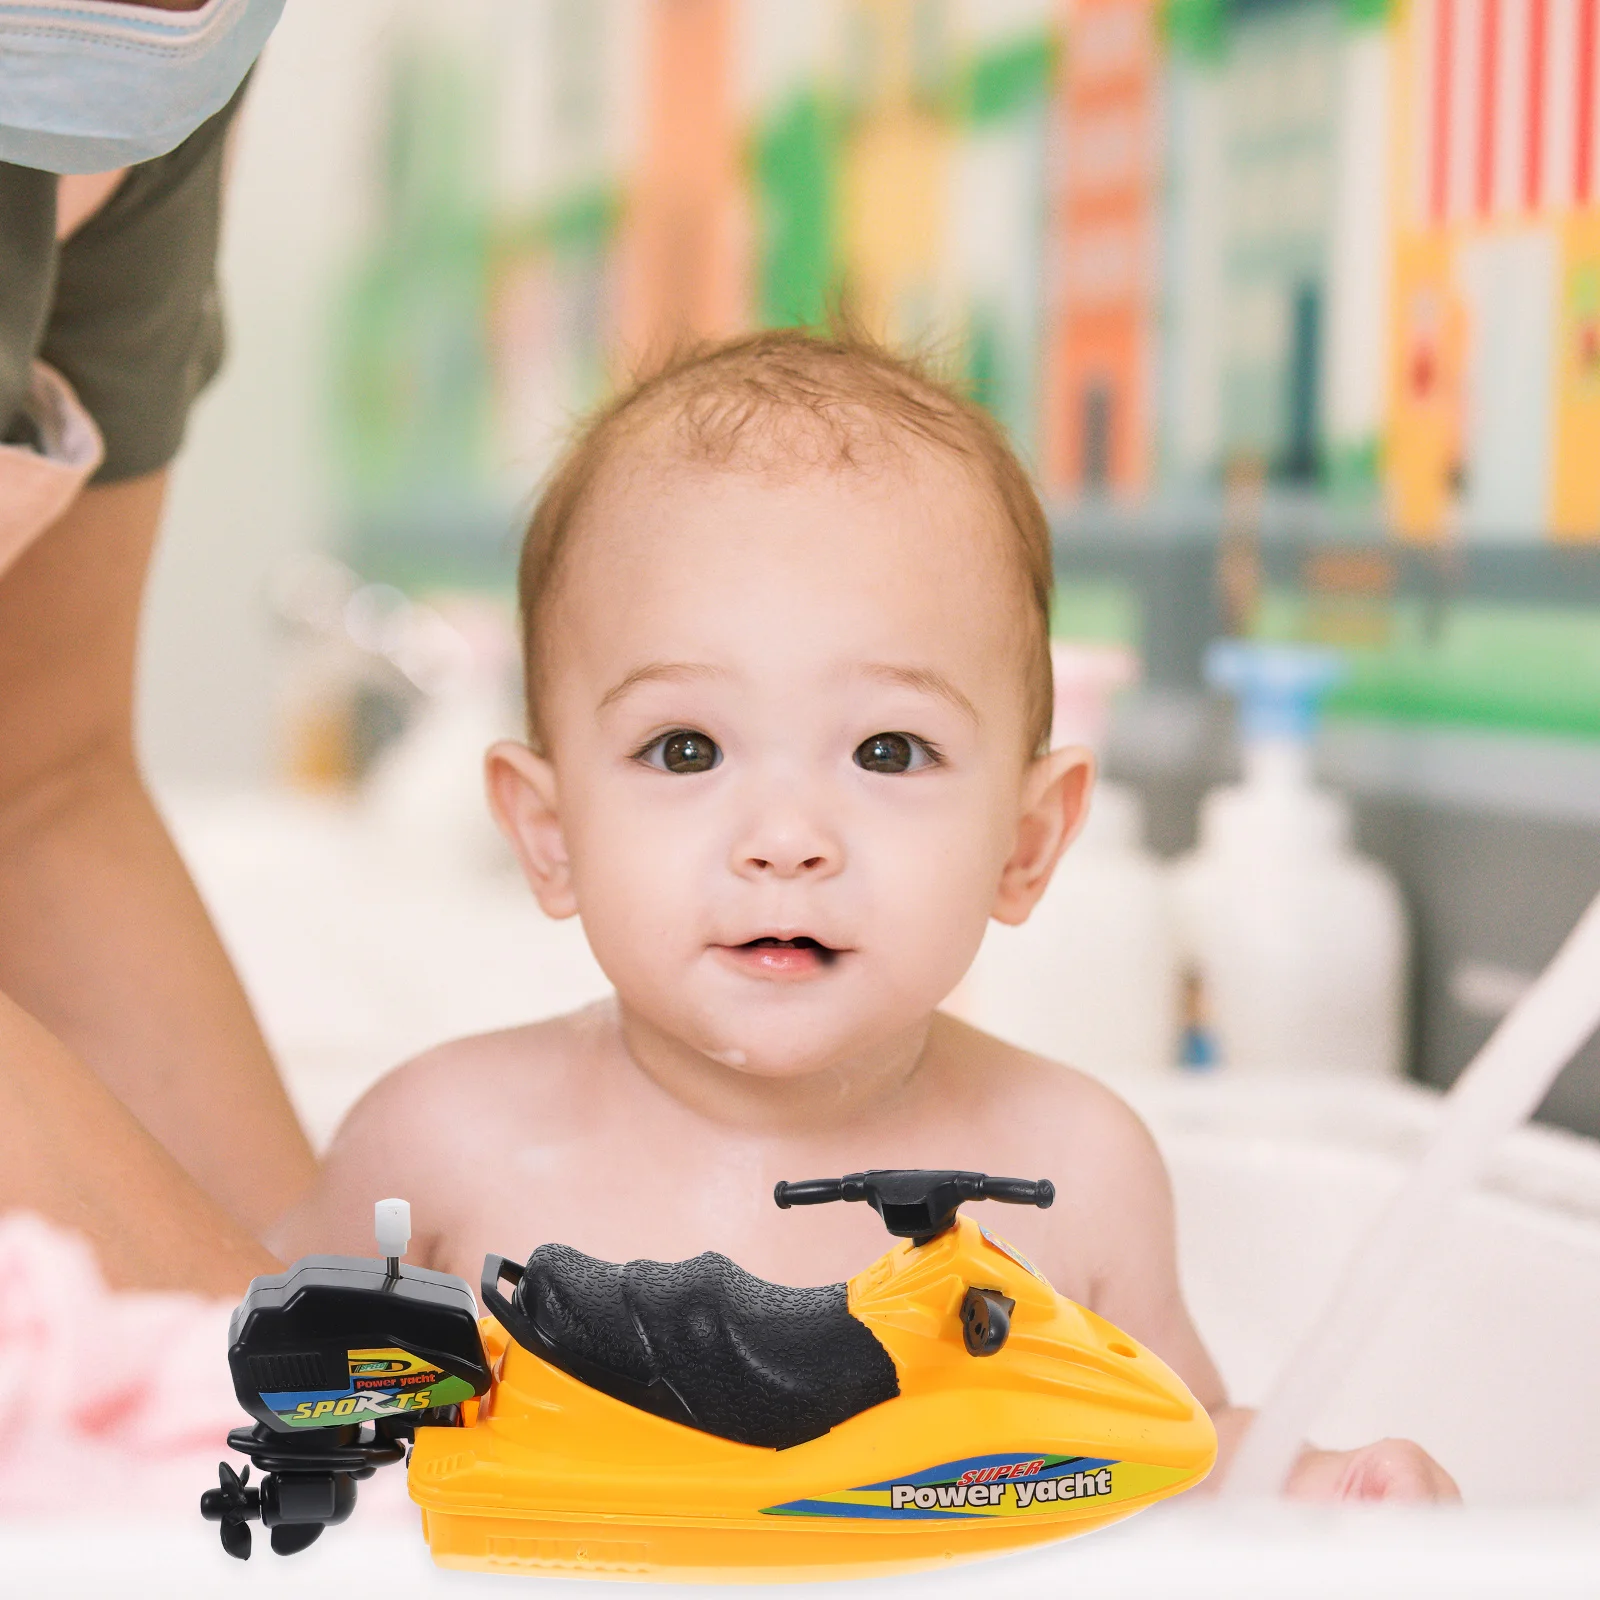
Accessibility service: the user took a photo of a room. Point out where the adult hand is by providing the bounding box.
[1286,1437,1462,1502]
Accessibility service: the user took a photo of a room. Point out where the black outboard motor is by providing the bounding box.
[200,1200,489,1559]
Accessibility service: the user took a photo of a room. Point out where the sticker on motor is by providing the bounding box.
[260,1346,475,1428]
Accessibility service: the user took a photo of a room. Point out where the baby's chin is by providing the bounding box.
[694,1034,849,1080]
[680,996,937,1084]
[607,949,961,1085]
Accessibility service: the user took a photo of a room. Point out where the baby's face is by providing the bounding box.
[493,445,1082,1081]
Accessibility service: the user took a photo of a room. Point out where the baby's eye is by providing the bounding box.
[853,732,939,774]
[637,729,722,774]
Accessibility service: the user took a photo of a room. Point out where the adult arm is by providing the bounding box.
[0,985,273,1294]
[0,471,315,1250]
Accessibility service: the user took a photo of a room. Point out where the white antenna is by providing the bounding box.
[374,1198,411,1280]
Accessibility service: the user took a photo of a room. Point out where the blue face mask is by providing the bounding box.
[0,0,286,175]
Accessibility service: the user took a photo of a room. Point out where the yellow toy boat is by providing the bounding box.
[203,1171,1215,1580]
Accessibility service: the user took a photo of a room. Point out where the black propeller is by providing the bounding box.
[200,1460,259,1560]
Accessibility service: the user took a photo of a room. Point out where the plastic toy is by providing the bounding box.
[202,1173,1215,1578]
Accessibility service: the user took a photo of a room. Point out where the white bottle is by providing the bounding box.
[961,644,1181,1075]
[1170,642,1407,1076]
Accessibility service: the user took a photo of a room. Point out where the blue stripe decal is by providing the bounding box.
[764,1500,984,1521]
[260,1387,353,1408]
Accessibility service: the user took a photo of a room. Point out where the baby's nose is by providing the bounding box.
[745,848,830,875]
[732,809,842,880]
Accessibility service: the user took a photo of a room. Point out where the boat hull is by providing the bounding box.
[417,1493,1162,1581]
[410,1221,1216,1581]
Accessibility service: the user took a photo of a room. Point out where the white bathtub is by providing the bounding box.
[6,1494,1600,1597]
[1123,1075,1600,1505]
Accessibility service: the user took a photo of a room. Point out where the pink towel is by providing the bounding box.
[0,1213,414,1526]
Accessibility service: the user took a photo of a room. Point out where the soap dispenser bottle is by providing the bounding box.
[1171,641,1407,1076]
[962,643,1181,1075]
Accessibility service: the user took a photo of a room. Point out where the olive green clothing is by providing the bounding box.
[0,81,246,485]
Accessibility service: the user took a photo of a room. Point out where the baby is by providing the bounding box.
[278,331,1455,1500]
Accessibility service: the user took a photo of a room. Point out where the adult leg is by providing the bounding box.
[0,470,315,1237]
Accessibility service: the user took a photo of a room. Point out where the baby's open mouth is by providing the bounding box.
[716,934,844,981]
[739,935,839,966]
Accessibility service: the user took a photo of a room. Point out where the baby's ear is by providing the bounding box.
[990,745,1094,926]
[485,740,578,919]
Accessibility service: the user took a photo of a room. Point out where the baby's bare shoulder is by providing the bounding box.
[930,1016,1170,1212]
[925,1016,1184,1317]
[273,1005,607,1263]
[340,1010,597,1142]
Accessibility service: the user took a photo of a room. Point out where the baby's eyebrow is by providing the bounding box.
[857,664,980,724]
[598,661,729,710]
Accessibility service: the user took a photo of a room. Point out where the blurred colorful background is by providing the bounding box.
[331,0,1600,549]
[316,0,1600,743]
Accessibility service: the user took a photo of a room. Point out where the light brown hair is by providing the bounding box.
[517,328,1055,753]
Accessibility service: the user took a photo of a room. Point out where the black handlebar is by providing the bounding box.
[770,1177,850,1207]
[774,1169,1053,1245]
[970,1175,1054,1207]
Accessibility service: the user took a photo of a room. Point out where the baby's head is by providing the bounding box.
[488,330,1090,1086]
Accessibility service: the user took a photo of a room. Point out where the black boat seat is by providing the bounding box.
[508,1243,899,1449]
